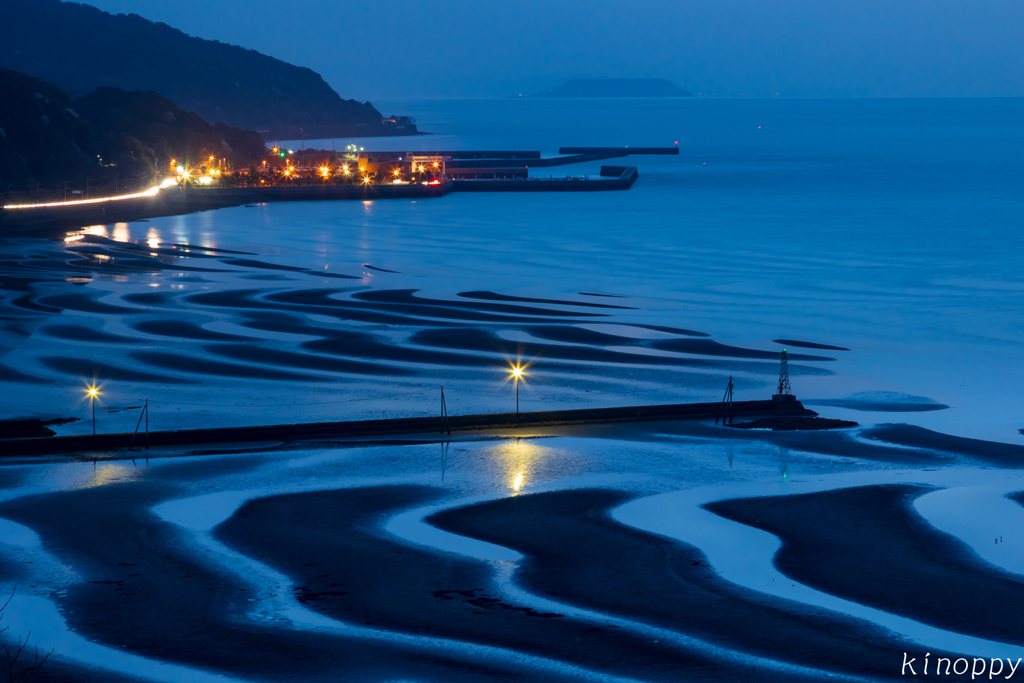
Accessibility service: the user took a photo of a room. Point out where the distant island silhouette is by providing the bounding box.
[533,79,694,98]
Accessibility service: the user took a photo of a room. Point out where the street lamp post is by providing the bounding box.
[87,386,99,434]
[512,366,523,414]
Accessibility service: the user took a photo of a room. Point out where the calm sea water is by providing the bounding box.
[276,97,1024,440]
[6,97,1023,440]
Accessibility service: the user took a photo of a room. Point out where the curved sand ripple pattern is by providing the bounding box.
[425,487,937,680]
[211,485,817,683]
[387,482,873,683]
[708,484,1024,646]
[0,475,631,683]
[614,469,1024,658]
[152,483,656,683]
[148,467,853,682]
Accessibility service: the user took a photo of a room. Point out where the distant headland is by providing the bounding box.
[532,79,694,98]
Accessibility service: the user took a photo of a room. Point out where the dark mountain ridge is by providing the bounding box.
[0,67,265,187]
[0,0,417,139]
[0,67,94,185]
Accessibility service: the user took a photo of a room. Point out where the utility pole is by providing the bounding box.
[440,386,450,436]
[716,376,734,425]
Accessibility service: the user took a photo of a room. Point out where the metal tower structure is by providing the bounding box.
[716,376,735,425]
[776,350,792,396]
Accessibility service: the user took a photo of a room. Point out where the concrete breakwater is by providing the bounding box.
[453,166,638,191]
[0,398,813,457]
[559,146,679,156]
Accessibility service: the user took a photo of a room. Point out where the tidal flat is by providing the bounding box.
[1,97,1023,680]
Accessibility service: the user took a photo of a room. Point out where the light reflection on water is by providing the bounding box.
[112,222,131,243]
[495,439,545,492]
[86,462,140,489]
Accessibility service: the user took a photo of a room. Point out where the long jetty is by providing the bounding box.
[0,398,813,457]
[453,166,637,192]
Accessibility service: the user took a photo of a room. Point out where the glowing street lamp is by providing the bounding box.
[85,385,100,434]
[510,364,525,414]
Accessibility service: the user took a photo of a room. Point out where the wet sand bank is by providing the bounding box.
[215,484,799,682]
[0,479,575,683]
[428,488,932,680]
[706,484,1024,645]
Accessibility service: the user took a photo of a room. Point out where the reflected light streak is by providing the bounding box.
[87,462,138,489]
[497,439,545,493]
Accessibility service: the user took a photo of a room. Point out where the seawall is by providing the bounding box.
[0,398,813,457]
